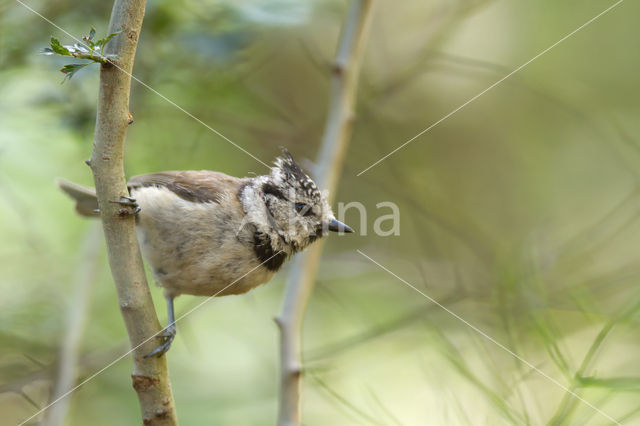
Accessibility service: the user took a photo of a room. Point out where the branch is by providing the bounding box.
[88,1,177,424]
[275,1,374,425]
[44,224,101,426]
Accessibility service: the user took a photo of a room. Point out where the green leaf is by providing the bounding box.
[59,63,92,82]
[83,27,97,49]
[46,28,116,79]
[95,30,122,49]
[50,37,71,56]
[71,43,90,54]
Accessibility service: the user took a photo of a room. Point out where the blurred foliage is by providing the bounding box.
[1,0,640,424]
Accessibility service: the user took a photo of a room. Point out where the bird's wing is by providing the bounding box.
[128,171,247,204]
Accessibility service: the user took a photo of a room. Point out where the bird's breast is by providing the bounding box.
[131,186,276,297]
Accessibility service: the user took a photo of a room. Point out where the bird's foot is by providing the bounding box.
[110,196,140,216]
[144,324,176,358]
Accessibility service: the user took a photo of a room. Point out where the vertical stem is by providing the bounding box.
[44,224,101,426]
[275,2,374,425]
[89,1,177,424]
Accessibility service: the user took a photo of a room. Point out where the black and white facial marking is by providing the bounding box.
[252,230,288,271]
[240,149,336,262]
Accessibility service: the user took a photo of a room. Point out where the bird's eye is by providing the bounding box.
[294,203,312,216]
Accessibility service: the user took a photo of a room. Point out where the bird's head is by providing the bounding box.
[243,149,352,254]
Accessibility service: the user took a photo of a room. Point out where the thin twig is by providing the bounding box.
[275,2,374,425]
[87,0,177,424]
[43,224,102,426]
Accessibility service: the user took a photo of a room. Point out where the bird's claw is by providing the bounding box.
[144,326,176,358]
[110,196,140,216]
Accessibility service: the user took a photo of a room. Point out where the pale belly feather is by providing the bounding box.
[132,186,276,297]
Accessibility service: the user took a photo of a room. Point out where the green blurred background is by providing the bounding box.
[1,0,640,424]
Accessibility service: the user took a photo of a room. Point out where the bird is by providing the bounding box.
[58,149,353,357]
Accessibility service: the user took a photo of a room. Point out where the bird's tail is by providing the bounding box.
[57,178,100,217]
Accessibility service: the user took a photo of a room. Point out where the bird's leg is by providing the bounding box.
[144,295,176,358]
[110,196,141,216]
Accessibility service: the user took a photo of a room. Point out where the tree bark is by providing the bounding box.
[89,1,177,424]
[275,2,374,425]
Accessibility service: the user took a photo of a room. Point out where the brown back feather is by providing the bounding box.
[128,171,246,204]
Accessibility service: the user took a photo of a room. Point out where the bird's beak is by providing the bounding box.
[328,218,354,233]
